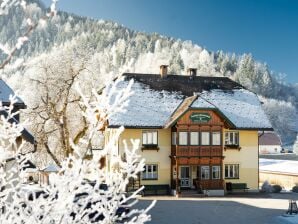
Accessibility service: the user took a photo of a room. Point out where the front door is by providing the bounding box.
[180,166,190,187]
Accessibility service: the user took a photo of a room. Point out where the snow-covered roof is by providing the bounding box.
[109,81,184,127]
[42,164,60,172]
[192,89,272,129]
[108,74,272,130]
[0,79,24,105]
[260,158,298,175]
[191,97,215,109]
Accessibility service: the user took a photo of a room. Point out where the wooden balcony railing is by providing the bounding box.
[173,146,223,157]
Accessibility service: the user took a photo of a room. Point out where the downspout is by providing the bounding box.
[258,131,265,190]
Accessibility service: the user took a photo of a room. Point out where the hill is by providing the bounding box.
[0,0,297,146]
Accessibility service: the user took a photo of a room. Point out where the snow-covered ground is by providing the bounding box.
[260,158,298,175]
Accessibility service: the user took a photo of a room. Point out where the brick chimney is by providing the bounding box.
[160,65,168,78]
[187,68,197,79]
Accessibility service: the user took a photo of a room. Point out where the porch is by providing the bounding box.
[172,165,225,194]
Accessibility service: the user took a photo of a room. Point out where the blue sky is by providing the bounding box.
[43,0,298,84]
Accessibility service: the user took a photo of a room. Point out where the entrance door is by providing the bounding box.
[180,166,190,187]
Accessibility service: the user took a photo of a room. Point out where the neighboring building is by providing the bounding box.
[260,158,298,190]
[39,164,60,185]
[259,132,282,154]
[105,67,273,195]
[20,159,39,184]
[0,79,35,147]
[0,79,36,177]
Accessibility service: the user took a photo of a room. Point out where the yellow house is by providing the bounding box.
[105,67,273,195]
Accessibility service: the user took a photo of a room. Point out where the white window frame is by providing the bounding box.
[142,164,158,180]
[212,166,221,179]
[201,166,210,180]
[190,132,199,145]
[201,132,210,145]
[142,130,158,145]
[224,131,239,146]
[225,164,239,179]
[212,132,221,146]
[179,132,188,146]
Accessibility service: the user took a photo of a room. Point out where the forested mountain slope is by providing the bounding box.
[1,0,297,147]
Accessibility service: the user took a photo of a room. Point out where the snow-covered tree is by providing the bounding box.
[0,80,155,223]
[0,2,155,223]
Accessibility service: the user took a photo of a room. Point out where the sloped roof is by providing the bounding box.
[193,89,272,129]
[123,73,243,96]
[0,110,35,144]
[108,73,273,130]
[0,79,25,107]
[259,132,281,146]
[164,95,198,129]
[108,81,184,128]
[42,164,60,172]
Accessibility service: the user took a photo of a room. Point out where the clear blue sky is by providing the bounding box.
[43,0,298,84]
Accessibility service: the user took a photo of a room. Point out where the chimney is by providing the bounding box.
[159,65,168,78]
[187,68,197,79]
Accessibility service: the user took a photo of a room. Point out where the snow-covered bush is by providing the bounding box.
[0,79,155,223]
[260,180,272,193]
[271,185,282,193]
[292,186,298,193]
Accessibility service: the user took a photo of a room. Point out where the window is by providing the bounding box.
[201,166,210,179]
[212,132,221,145]
[190,132,199,145]
[225,164,239,179]
[142,164,158,180]
[179,132,188,145]
[142,131,158,146]
[171,132,177,145]
[212,166,220,179]
[201,132,210,145]
[225,131,239,146]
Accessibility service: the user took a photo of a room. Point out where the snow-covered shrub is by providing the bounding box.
[0,79,155,224]
[261,180,272,193]
[271,185,282,193]
[292,186,298,193]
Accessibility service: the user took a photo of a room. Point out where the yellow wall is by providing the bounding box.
[106,128,260,190]
[113,128,172,186]
[223,130,259,189]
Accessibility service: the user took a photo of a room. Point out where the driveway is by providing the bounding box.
[136,193,298,224]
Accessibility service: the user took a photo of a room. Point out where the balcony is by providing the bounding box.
[174,146,223,157]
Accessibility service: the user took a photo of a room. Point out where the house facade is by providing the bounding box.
[105,67,272,194]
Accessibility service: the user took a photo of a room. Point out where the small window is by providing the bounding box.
[171,132,177,145]
[224,132,239,146]
[201,166,210,180]
[212,166,220,179]
[179,132,188,145]
[142,164,158,180]
[225,164,239,179]
[190,132,199,145]
[142,131,158,146]
[201,132,210,145]
[212,132,221,146]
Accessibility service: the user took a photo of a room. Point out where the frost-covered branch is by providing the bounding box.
[0,79,155,224]
[0,0,58,70]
